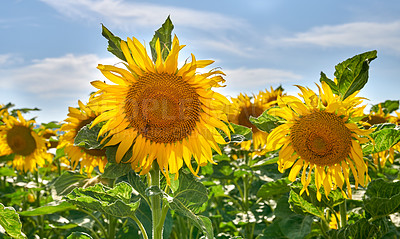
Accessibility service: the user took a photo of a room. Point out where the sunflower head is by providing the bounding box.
[227,87,283,151]
[59,100,107,176]
[89,35,230,182]
[0,111,52,172]
[265,82,371,200]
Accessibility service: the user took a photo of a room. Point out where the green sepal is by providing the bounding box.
[101,24,127,62]
[149,16,174,62]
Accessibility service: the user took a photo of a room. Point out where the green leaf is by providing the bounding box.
[149,16,174,62]
[289,181,345,219]
[67,182,140,218]
[328,218,382,239]
[0,166,17,177]
[11,107,40,117]
[18,201,76,216]
[41,121,62,129]
[67,232,93,239]
[74,123,104,150]
[127,171,149,202]
[105,144,132,164]
[249,110,283,133]
[334,50,377,100]
[320,71,339,95]
[162,170,213,239]
[0,153,15,163]
[220,122,252,143]
[364,179,400,218]
[0,203,25,239]
[51,171,89,196]
[101,24,127,61]
[362,123,400,154]
[370,100,399,114]
[101,163,132,179]
[54,147,66,161]
[257,178,291,200]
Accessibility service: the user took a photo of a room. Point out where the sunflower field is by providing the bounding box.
[1,17,400,239]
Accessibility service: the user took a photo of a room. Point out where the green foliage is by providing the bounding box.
[19,201,76,216]
[67,232,93,239]
[320,50,377,100]
[363,123,400,154]
[101,24,127,62]
[249,110,283,133]
[51,171,90,196]
[257,178,291,200]
[74,123,105,150]
[371,100,399,114]
[221,122,253,143]
[328,218,384,239]
[0,203,25,239]
[66,182,140,218]
[101,163,132,179]
[364,179,400,218]
[149,15,174,62]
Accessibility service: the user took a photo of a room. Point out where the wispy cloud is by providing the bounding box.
[217,67,302,97]
[1,54,117,98]
[40,0,248,32]
[267,21,400,53]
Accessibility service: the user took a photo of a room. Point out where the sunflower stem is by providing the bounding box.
[339,199,347,228]
[150,161,163,239]
[131,214,149,239]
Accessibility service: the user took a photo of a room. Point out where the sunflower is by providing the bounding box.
[227,87,283,151]
[58,100,107,176]
[88,36,230,181]
[0,111,52,172]
[265,82,371,200]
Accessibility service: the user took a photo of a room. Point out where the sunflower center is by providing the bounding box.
[125,72,201,143]
[291,110,352,166]
[6,125,37,156]
[238,106,264,131]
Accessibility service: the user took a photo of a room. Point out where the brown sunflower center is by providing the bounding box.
[290,110,352,166]
[125,72,201,143]
[6,125,37,156]
[238,105,264,131]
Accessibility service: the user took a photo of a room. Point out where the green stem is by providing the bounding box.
[131,215,149,239]
[108,216,117,239]
[150,161,163,239]
[79,208,108,238]
[318,219,330,239]
[339,199,347,228]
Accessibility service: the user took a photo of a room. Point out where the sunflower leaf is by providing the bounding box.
[51,171,89,196]
[66,182,140,218]
[150,16,174,62]
[328,218,383,239]
[257,178,291,200]
[364,179,400,218]
[18,201,76,216]
[67,232,93,239]
[334,50,377,100]
[161,170,213,239]
[221,122,252,143]
[249,110,283,133]
[362,123,400,154]
[370,100,399,114]
[0,203,25,239]
[101,24,127,62]
[74,123,105,150]
[319,71,339,95]
[101,163,132,179]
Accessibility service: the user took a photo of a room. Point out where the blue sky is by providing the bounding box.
[1,0,400,123]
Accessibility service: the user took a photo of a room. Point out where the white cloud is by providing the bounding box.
[269,21,400,53]
[217,67,302,97]
[1,54,117,99]
[40,0,248,32]
[0,54,24,65]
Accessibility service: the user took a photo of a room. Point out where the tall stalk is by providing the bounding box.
[149,162,163,239]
